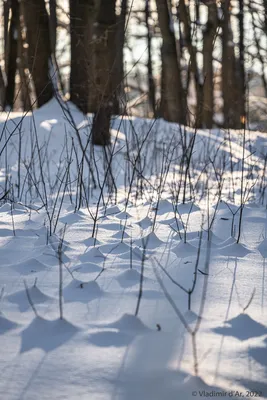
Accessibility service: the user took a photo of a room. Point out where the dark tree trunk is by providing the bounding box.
[5,0,19,109]
[222,0,240,128]
[156,0,185,124]
[70,0,95,114]
[238,0,245,127]
[49,0,57,55]
[21,0,53,107]
[178,0,202,127]
[92,0,117,146]
[112,0,127,115]
[3,0,10,66]
[145,0,156,116]
[17,6,31,110]
[202,0,218,128]
[0,65,5,110]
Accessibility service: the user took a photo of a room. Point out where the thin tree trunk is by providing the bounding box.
[92,0,117,145]
[145,0,156,116]
[112,0,127,115]
[238,0,245,127]
[21,0,53,107]
[0,65,5,110]
[17,6,31,110]
[3,0,10,68]
[156,0,185,124]
[70,0,96,114]
[5,0,19,109]
[178,0,202,126]
[202,0,218,128]
[49,0,57,55]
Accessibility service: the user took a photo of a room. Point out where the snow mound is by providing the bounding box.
[104,205,121,216]
[136,216,153,229]
[71,262,102,274]
[172,241,197,258]
[7,285,53,312]
[0,311,18,333]
[152,199,174,215]
[119,246,148,261]
[116,268,142,288]
[63,279,102,303]
[0,203,11,212]
[59,210,86,224]
[115,211,132,220]
[213,313,267,341]
[79,247,106,262]
[257,238,267,258]
[99,222,123,231]
[112,230,130,239]
[83,237,100,247]
[11,258,49,275]
[105,313,150,333]
[100,242,130,255]
[177,202,200,214]
[218,243,252,257]
[136,232,163,249]
[20,317,79,352]
[217,236,237,248]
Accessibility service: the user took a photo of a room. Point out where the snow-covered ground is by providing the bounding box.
[0,99,267,399]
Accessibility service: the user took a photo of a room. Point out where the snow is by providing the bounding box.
[0,99,267,399]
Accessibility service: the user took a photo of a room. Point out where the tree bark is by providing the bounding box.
[202,0,218,128]
[91,0,117,145]
[222,0,240,128]
[145,0,156,116]
[238,0,245,127]
[178,0,202,127]
[21,0,53,107]
[70,0,96,114]
[156,0,185,124]
[112,0,127,115]
[49,0,57,55]
[5,0,19,109]
[0,65,5,110]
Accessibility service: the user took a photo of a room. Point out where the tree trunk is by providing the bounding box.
[202,0,218,128]
[222,0,240,128]
[17,6,32,111]
[21,0,53,107]
[91,0,117,145]
[145,0,156,116]
[156,0,185,124]
[238,0,245,127]
[70,0,96,114]
[5,0,19,109]
[112,0,127,115]
[0,65,5,110]
[49,0,57,55]
[178,0,202,126]
[3,0,10,67]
